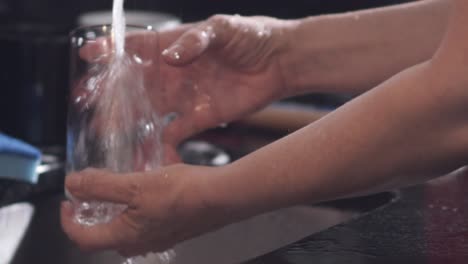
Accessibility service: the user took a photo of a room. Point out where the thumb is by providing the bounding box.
[162,24,213,66]
[66,169,139,204]
[162,19,226,66]
[61,201,136,251]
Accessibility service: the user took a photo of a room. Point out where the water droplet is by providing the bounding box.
[85,31,97,40]
[163,112,179,126]
[195,104,210,112]
[173,51,180,60]
[213,154,230,166]
[75,96,83,104]
[441,206,448,211]
[203,25,216,39]
[219,123,228,128]
[82,202,91,210]
[201,30,209,39]
[133,54,143,64]
[77,37,84,47]
[86,76,99,91]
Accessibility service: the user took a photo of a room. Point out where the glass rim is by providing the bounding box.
[69,24,156,38]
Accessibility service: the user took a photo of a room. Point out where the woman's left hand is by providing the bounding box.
[61,165,229,257]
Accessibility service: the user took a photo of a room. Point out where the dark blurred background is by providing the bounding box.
[1,0,413,24]
[0,0,411,148]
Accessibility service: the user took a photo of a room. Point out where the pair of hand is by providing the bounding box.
[62,15,293,257]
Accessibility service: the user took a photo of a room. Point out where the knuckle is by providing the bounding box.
[206,14,238,48]
[118,214,143,243]
[184,30,204,44]
[78,172,96,192]
[208,15,231,31]
[126,179,144,207]
[209,14,229,25]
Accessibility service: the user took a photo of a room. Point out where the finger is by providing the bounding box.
[61,201,135,251]
[163,108,217,145]
[163,115,194,146]
[79,37,113,63]
[163,144,182,165]
[161,29,209,66]
[161,15,236,67]
[78,31,154,63]
[79,25,191,63]
[158,23,194,49]
[162,22,217,66]
[66,169,139,204]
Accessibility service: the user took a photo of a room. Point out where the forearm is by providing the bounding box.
[280,0,451,96]
[210,60,468,219]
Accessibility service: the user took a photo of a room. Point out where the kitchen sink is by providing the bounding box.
[11,191,394,264]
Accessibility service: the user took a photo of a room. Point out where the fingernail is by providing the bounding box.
[66,173,81,190]
[87,39,111,62]
[162,44,184,61]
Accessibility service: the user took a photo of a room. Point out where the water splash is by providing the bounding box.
[68,54,174,264]
[70,54,163,222]
[74,202,126,226]
[123,251,176,264]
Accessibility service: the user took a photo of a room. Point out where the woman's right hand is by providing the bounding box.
[156,15,295,153]
[77,15,296,162]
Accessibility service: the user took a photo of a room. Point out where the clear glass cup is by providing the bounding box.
[67,25,173,263]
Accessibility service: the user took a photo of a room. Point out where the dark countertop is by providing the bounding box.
[5,125,468,263]
[202,126,468,263]
[248,171,468,263]
[245,174,468,264]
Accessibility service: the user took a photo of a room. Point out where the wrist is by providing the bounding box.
[196,162,267,224]
[184,165,249,230]
[270,18,303,99]
[275,16,337,97]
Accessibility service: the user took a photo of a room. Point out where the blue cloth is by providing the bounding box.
[0,133,41,159]
[0,133,41,183]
